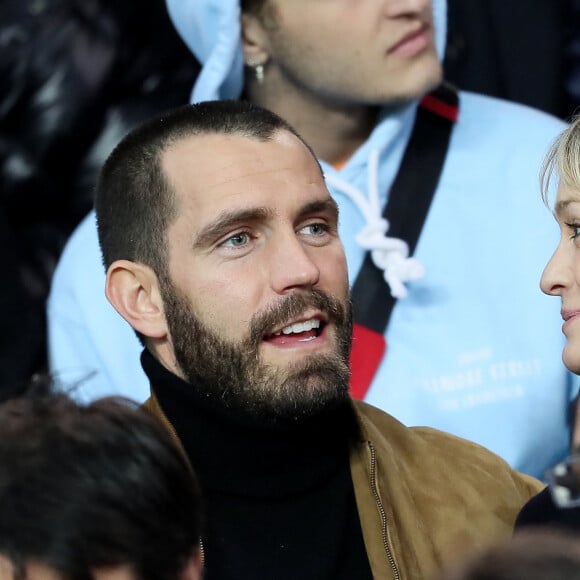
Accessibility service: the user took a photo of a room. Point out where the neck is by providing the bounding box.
[247,81,380,166]
[142,350,361,495]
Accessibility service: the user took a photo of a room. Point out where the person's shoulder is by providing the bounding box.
[50,211,101,285]
[457,90,567,140]
[55,210,100,267]
[48,210,103,309]
[445,90,566,168]
[353,400,543,496]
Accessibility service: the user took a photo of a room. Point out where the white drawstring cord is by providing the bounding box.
[325,150,425,299]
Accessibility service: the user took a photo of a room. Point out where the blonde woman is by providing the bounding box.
[517,116,580,530]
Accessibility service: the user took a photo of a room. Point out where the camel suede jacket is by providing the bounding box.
[144,395,543,579]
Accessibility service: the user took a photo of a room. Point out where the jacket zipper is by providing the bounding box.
[368,440,400,580]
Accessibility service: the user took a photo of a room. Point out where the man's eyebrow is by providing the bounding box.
[297,198,339,221]
[193,207,273,249]
[192,198,339,249]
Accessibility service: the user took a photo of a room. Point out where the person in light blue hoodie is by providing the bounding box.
[47,0,574,478]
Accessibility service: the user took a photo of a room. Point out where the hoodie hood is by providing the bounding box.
[166,0,448,103]
[166,0,244,102]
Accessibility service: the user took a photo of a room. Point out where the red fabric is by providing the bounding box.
[420,94,459,122]
[349,324,387,400]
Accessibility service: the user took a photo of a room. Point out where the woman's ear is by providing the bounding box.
[241,10,271,68]
[105,260,168,340]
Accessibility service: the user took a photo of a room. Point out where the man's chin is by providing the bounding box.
[258,355,351,417]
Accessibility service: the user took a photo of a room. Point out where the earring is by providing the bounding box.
[254,63,265,84]
[247,61,265,84]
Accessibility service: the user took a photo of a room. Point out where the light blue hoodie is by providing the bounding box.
[47,0,574,477]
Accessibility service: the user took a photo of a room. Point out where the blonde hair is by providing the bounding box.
[541,115,580,204]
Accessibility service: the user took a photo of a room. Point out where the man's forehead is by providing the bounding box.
[162,129,324,206]
[163,127,298,159]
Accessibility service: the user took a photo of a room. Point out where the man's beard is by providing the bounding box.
[159,279,353,423]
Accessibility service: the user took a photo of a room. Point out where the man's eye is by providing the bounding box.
[222,232,250,247]
[302,222,328,236]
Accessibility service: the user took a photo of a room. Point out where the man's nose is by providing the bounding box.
[269,234,320,295]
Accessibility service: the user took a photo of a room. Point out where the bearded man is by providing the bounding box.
[50,0,572,482]
[97,100,542,580]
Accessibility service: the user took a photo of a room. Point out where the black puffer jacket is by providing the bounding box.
[0,0,199,392]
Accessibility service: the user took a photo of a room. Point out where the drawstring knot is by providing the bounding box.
[325,149,425,299]
[356,218,424,298]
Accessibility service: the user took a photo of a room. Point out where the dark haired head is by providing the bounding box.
[95,100,316,279]
[0,385,202,580]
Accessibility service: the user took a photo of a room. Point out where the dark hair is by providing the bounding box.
[0,384,202,580]
[240,0,278,34]
[95,99,318,277]
[241,0,268,14]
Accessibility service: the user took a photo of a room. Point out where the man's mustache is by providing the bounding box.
[248,289,349,348]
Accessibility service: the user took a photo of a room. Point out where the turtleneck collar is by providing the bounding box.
[141,349,361,498]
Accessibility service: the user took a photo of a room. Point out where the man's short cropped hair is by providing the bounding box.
[0,384,202,580]
[95,99,318,279]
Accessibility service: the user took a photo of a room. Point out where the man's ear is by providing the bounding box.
[241,10,271,67]
[180,549,203,580]
[105,260,168,340]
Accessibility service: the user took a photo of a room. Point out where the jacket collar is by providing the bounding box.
[141,349,362,497]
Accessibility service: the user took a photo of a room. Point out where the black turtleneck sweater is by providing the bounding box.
[142,351,373,580]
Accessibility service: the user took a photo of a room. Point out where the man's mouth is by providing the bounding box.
[264,318,325,344]
[273,318,321,336]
